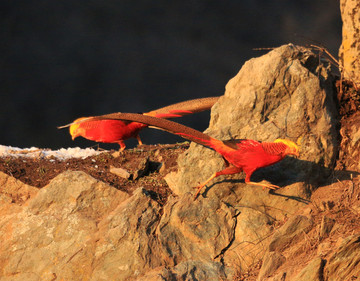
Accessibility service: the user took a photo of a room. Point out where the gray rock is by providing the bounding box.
[0,171,164,281]
[293,257,325,281]
[268,215,314,252]
[110,165,131,179]
[167,44,336,271]
[156,194,236,265]
[324,235,360,281]
[91,187,162,281]
[257,251,286,280]
[133,156,150,180]
[173,44,338,197]
[134,260,229,281]
[171,260,228,281]
[0,171,130,281]
[319,215,335,239]
[0,171,38,205]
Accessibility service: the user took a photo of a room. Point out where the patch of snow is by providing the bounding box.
[0,145,105,160]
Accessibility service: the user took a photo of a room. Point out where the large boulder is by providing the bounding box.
[171,44,338,196]
[165,44,339,271]
[91,187,162,281]
[156,194,234,273]
[0,171,164,281]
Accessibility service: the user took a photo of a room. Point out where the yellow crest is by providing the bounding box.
[69,117,88,139]
[274,139,300,155]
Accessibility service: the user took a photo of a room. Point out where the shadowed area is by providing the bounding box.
[1,1,341,149]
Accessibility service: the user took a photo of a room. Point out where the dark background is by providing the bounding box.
[1,1,342,150]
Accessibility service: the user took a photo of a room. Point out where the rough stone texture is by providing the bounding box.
[171,44,338,197]
[0,169,230,281]
[339,0,360,83]
[319,216,335,240]
[110,165,131,179]
[268,215,314,252]
[221,185,310,272]
[257,251,286,281]
[0,171,166,281]
[0,171,38,205]
[125,260,228,281]
[338,111,360,172]
[166,44,338,271]
[156,194,235,264]
[91,187,162,281]
[293,257,325,281]
[324,235,360,281]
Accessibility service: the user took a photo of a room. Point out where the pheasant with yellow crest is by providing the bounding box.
[58,97,219,151]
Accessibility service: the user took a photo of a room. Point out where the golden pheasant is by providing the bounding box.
[58,97,219,151]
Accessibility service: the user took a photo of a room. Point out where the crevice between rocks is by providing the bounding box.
[213,208,241,261]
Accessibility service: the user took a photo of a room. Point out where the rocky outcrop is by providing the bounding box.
[0,171,130,281]
[0,171,229,280]
[324,235,360,280]
[339,0,360,82]
[338,111,360,172]
[169,44,338,197]
[1,44,352,280]
[165,44,339,274]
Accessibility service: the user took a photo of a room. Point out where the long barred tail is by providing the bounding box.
[145,96,219,118]
[57,97,219,129]
[92,112,216,147]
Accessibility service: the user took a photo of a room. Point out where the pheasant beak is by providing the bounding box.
[275,139,300,158]
[288,148,300,158]
[285,146,300,158]
[70,125,81,141]
[290,151,300,158]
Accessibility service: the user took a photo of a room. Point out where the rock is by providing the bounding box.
[164,44,337,271]
[136,261,228,281]
[170,260,228,280]
[133,156,150,180]
[28,171,129,217]
[324,235,360,281]
[339,0,360,82]
[255,215,315,280]
[293,257,325,281]
[0,171,136,281]
[110,157,151,180]
[172,44,338,197]
[257,251,286,280]
[91,187,162,281]
[136,267,174,281]
[268,215,314,252]
[318,216,335,239]
[0,171,38,206]
[156,194,236,266]
[110,165,131,179]
[220,184,309,271]
[163,171,180,195]
[111,150,121,158]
